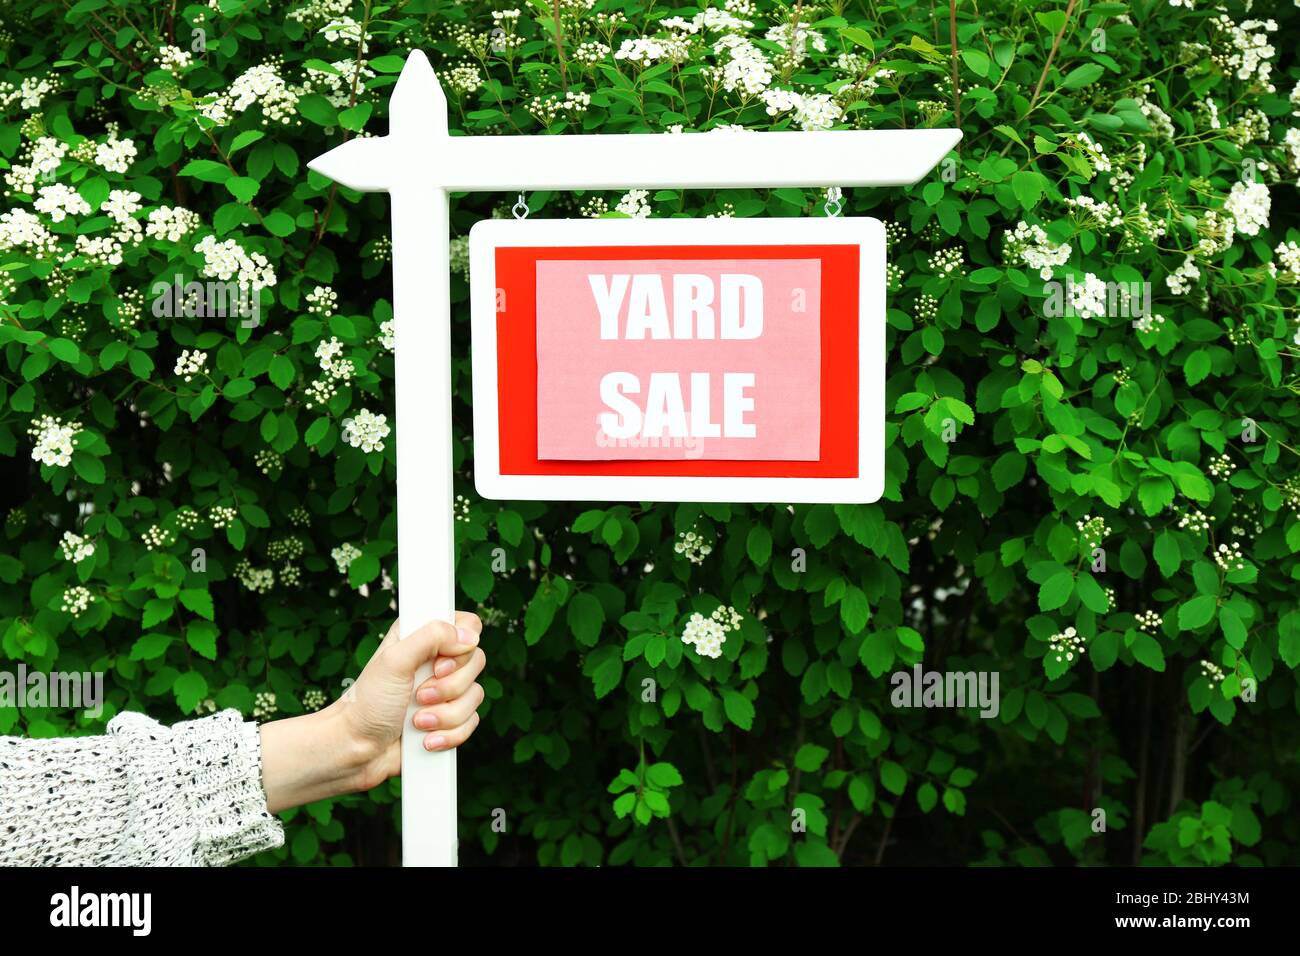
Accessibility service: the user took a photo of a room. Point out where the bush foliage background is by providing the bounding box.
[2,0,1299,866]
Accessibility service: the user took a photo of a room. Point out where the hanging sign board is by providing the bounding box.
[470,217,885,504]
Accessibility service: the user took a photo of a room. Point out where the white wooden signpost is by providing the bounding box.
[308,49,960,867]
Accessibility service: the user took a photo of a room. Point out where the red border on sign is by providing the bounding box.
[494,244,859,478]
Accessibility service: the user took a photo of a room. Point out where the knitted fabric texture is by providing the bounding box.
[0,709,284,866]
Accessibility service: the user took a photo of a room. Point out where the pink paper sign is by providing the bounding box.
[536,258,821,461]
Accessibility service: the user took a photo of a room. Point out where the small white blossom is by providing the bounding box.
[341,408,390,453]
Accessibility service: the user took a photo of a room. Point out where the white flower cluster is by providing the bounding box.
[237,559,275,593]
[1178,508,1210,533]
[61,586,93,617]
[72,234,124,268]
[174,349,207,381]
[1284,128,1300,183]
[1194,210,1235,257]
[1003,221,1072,280]
[1224,180,1270,237]
[378,318,395,351]
[146,206,202,242]
[1199,660,1226,686]
[175,507,201,531]
[574,41,611,66]
[203,61,302,126]
[0,209,57,258]
[94,131,138,174]
[1213,541,1246,572]
[759,88,843,130]
[1132,311,1165,338]
[194,235,277,290]
[1068,273,1109,320]
[1136,609,1162,634]
[28,414,79,467]
[1209,14,1277,90]
[1135,94,1174,140]
[681,606,744,659]
[267,536,305,561]
[674,528,713,564]
[616,188,652,218]
[332,542,361,574]
[34,184,90,222]
[1064,195,1123,230]
[1075,132,1112,174]
[1207,453,1235,479]
[1165,255,1200,295]
[1048,626,1086,664]
[303,688,328,711]
[449,235,469,278]
[1075,515,1111,548]
[305,285,337,316]
[615,36,690,66]
[287,0,350,26]
[158,45,194,74]
[305,58,375,109]
[314,336,353,382]
[59,531,95,563]
[254,449,281,475]
[445,63,483,95]
[253,691,278,720]
[714,34,772,96]
[341,408,390,453]
[0,75,55,112]
[928,247,964,278]
[321,16,368,46]
[4,136,66,195]
[764,22,826,64]
[140,524,175,551]
[1269,241,1300,284]
[528,90,592,125]
[210,505,238,528]
[101,189,144,244]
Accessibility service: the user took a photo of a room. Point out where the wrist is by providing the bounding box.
[259,704,378,813]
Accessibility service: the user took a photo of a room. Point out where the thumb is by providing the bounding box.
[383,618,479,680]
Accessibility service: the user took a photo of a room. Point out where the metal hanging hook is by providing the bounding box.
[824,186,843,218]
[512,192,530,219]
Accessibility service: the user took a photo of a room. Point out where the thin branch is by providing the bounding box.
[1027,0,1078,113]
[948,0,962,133]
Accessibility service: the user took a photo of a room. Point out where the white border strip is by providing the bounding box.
[469,216,885,504]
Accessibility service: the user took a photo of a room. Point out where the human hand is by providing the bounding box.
[260,613,486,812]
[342,613,487,787]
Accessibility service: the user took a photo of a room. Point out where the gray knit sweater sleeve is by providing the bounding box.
[0,709,284,866]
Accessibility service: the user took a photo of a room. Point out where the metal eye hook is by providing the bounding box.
[512,193,530,219]
[824,186,843,218]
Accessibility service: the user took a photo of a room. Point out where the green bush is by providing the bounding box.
[1,0,1298,866]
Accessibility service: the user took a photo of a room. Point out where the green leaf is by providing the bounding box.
[1178,594,1218,631]
[179,159,231,183]
[1038,570,1074,611]
[722,689,755,730]
[880,760,907,795]
[173,670,208,713]
[179,588,215,620]
[566,592,605,645]
[795,743,829,772]
[1279,612,1300,669]
[1061,64,1104,89]
[746,524,772,566]
[1154,531,1181,578]
[1130,633,1166,671]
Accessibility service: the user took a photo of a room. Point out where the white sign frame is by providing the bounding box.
[469,215,886,504]
[307,48,960,867]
